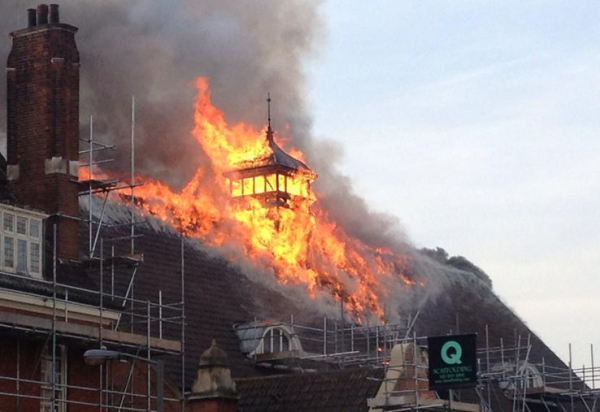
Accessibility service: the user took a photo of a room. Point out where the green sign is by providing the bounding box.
[428,334,477,390]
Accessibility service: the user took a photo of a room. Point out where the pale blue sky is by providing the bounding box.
[308,0,600,369]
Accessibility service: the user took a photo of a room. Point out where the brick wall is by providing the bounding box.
[6,15,80,263]
[0,337,182,411]
[0,338,44,412]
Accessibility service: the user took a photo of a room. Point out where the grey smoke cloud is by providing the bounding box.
[2,2,492,316]
[1,0,320,184]
[1,0,413,252]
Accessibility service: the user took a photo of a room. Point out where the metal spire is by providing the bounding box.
[266,93,274,142]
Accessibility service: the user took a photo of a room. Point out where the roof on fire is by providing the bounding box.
[226,128,317,180]
[79,203,568,391]
[263,134,315,176]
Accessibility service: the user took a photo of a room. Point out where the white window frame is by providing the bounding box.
[0,204,46,278]
[259,326,293,354]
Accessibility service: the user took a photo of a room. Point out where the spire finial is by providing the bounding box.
[266,93,274,142]
[267,93,271,128]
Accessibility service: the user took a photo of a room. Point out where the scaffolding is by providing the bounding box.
[0,264,183,411]
[0,101,186,411]
[235,312,418,369]
[237,315,600,412]
[0,98,596,412]
[363,326,600,412]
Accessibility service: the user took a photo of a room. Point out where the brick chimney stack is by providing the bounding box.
[6,4,80,263]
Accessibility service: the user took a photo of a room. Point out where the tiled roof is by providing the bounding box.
[80,204,570,398]
[413,276,566,370]
[236,367,382,412]
[0,263,104,307]
[87,221,324,387]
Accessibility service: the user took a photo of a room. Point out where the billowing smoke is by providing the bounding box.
[1,1,319,183]
[0,0,411,251]
[1,1,490,319]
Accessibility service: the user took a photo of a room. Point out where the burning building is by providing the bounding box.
[0,4,597,412]
[223,96,317,208]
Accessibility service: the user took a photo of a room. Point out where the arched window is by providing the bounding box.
[261,327,292,354]
[518,363,544,389]
[235,321,303,358]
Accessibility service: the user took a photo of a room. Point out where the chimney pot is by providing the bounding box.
[49,4,59,24]
[27,9,37,28]
[36,4,49,26]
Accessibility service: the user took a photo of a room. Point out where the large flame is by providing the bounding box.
[105,78,416,320]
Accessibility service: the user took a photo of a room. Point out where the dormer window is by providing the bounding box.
[262,327,291,354]
[235,321,303,359]
[0,205,46,278]
[519,362,544,389]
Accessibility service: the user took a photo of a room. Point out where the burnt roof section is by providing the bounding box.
[263,93,313,174]
[224,132,316,180]
[236,368,382,412]
[81,202,570,391]
[224,97,317,180]
[84,219,327,386]
[264,127,314,174]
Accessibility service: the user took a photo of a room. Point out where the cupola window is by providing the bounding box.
[223,96,316,208]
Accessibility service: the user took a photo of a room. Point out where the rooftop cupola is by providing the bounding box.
[223,95,317,208]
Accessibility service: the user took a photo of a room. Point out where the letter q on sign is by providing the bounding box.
[441,340,462,365]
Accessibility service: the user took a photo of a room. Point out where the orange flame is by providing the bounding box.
[104,77,416,320]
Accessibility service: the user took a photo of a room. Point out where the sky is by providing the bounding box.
[307,1,600,372]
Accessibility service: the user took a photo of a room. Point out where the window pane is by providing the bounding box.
[264,330,273,353]
[255,175,265,194]
[17,216,27,235]
[278,174,286,192]
[265,174,276,192]
[3,214,14,232]
[4,236,14,268]
[30,220,40,238]
[17,239,27,272]
[231,180,242,197]
[282,335,290,351]
[242,177,253,195]
[30,242,40,273]
[286,176,307,197]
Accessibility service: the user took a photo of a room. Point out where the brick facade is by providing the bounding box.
[6,6,80,263]
[0,336,184,412]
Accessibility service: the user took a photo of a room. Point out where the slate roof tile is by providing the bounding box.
[78,210,575,411]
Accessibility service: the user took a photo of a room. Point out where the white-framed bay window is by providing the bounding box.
[0,204,46,278]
